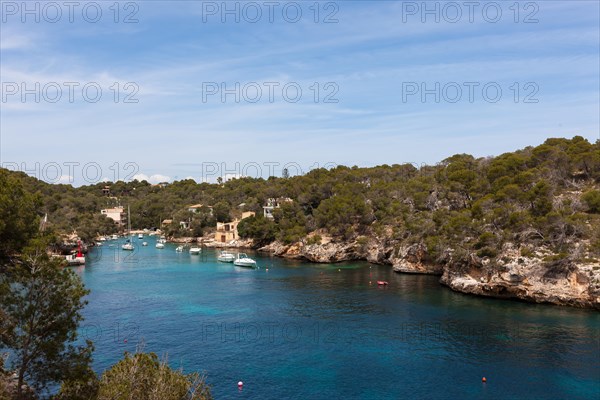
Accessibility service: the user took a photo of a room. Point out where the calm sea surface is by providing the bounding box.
[78,238,600,399]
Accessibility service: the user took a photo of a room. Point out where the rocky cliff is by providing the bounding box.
[440,243,600,309]
[258,237,600,309]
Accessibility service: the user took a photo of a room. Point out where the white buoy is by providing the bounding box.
[238,381,243,388]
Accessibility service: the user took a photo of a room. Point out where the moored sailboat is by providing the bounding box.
[122,205,134,251]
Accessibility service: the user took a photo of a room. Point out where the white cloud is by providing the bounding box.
[0,29,33,51]
[222,173,245,182]
[50,175,74,184]
[132,173,171,184]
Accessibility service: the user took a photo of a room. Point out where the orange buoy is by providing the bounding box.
[482,377,487,383]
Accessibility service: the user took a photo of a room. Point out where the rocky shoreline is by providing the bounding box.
[166,234,600,310]
[256,237,600,310]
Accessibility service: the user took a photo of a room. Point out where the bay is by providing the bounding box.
[77,239,600,399]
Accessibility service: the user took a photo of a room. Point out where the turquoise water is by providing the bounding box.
[78,239,600,399]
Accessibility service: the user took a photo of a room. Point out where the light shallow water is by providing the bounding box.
[77,239,600,399]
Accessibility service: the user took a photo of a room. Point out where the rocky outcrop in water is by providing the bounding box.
[258,236,600,309]
[258,236,359,262]
[440,244,600,309]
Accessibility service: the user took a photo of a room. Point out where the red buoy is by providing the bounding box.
[482,377,487,383]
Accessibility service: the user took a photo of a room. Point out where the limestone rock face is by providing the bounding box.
[391,243,443,275]
[257,237,600,309]
[440,244,600,309]
[258,240,358,263]
[201,238,255,249]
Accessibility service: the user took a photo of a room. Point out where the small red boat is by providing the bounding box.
[377,281,388,286]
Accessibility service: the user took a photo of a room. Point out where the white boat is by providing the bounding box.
[189,246,201,255]
[95,242,103,247]
[175,245,184,252]
[65,254,85,266]
[138,234,144,239]
[111,234,118,240]
[155,242,165,249]
[66,241,86,265]
[233,253,256,268]
[217,251,235,263]
[142,242,148,246]
[122,206,135,251]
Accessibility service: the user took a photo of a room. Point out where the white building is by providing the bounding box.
[187,204,213,216]
[101,206,125,225]
[263,197,293,219]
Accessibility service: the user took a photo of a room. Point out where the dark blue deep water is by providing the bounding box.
[78,238,600,399]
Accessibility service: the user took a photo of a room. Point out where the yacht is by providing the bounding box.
[189,246,201,255]
[122,206,135,251]
[156,242,165,249]
[122,241,134,251]
[233,253,256,268]
[217,251,235,263]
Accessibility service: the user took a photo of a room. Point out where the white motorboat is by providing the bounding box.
[122,242,134,251]
[65,254,85,266]
[217,251,235,263]
[138,234,144,239]
[142,242,148,246]
[233,253,256,268]
[66,241,86,265]
[111,234,118,240]
[189,246,201,255]
[175,245,184,252]
[156,242,165,249]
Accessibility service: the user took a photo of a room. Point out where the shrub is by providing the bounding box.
[582,190,600,213]
[97,352,212,400]
[306,234,322,245]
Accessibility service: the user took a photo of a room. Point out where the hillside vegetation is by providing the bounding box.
[5,136,599,262]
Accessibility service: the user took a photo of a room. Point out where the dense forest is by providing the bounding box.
[2,136,600,265]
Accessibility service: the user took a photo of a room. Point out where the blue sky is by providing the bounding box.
[1,0,599,185]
